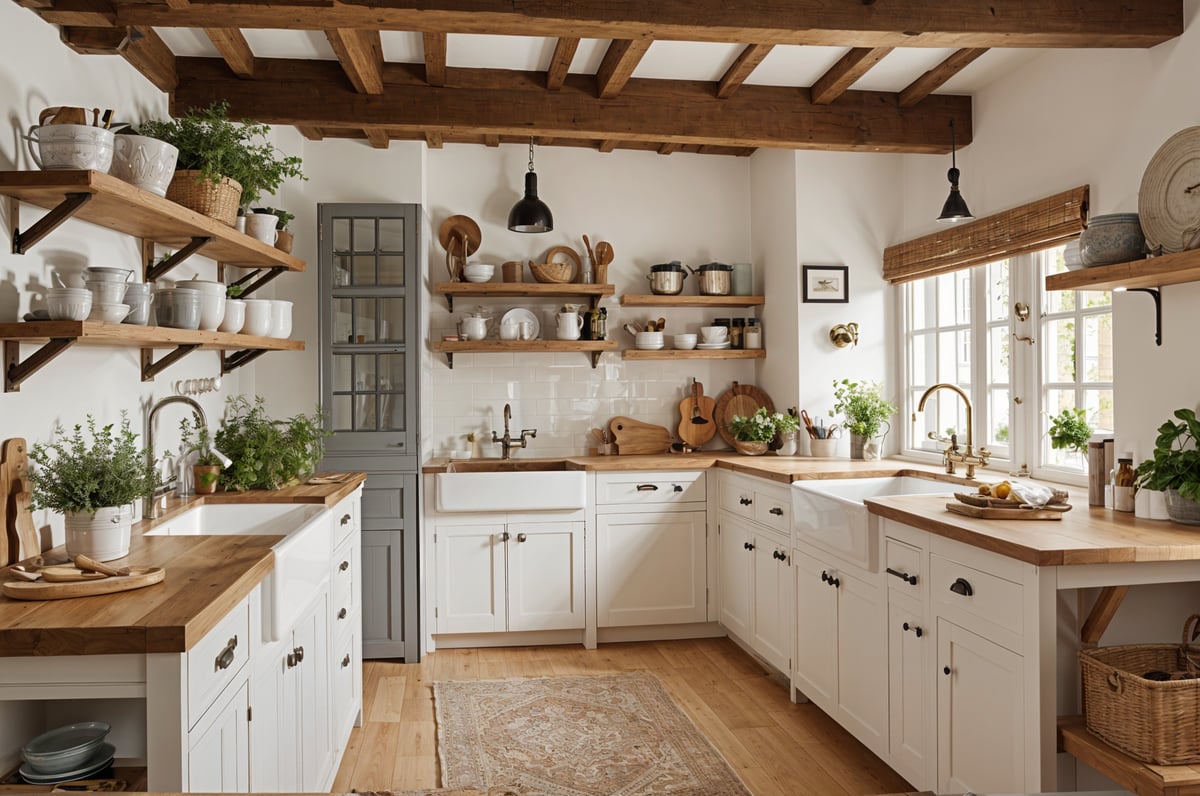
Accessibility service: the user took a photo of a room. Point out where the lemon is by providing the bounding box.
[994,481,1012,500]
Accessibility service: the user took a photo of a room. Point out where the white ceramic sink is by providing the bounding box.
[143,503,331,642]
[436,470,587,512]
[791,476,952,570]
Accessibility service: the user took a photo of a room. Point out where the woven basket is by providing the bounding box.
[165,170,243,227]
[1079,614,1200,764]
[530,261,573,284]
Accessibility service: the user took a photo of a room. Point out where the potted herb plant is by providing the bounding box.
[728,407,784,456]
[214,395,330,491]
[832,379,898,460]
[771,409,805,456]
[253,207,296,254]
[1135,408,1200,524]
[180,416,224,495]
[138,101,304,227]
[1048,407,1094,464]
[27,413,163,561]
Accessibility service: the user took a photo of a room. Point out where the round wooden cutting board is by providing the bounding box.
[714,382,774,447]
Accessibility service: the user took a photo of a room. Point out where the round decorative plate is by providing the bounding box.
[1138,126,1200,255]
[500,308,540,340]
[437,214,481,257]
[713,382,774,447]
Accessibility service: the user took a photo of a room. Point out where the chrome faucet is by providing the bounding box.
[916,383,990,478]
[145,395,207,519]
[491,403,536,460]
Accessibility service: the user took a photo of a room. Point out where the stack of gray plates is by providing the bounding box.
[19,721,114,784]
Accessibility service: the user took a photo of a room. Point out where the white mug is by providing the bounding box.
[518,320,536,340]
[556,311,584,340]
[499,321,519,340]
[245,212,278,245]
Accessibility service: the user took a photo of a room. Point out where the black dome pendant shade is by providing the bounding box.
[937,119,974,224]
[508,139,553,233]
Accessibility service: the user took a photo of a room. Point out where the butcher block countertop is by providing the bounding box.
[0,474,366,658]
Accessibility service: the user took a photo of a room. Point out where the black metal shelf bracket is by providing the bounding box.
[222,349,269,374]
[4,337,78,392]
[146,236,214,280]
[1127,287,1162,346]
[141,344,201,382]
[590,350,603,368]
[239,267,285,297]
[444,351,455,370]
[12,193,93,254]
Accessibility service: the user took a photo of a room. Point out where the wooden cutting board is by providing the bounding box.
[678,380,716,449]
[2,438,37,566]
[945,502,1069,521]
[610,417,672,455]
[2,566,165,600]
[713,383,774,447]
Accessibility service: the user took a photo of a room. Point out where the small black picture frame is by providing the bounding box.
[802,265,849,303]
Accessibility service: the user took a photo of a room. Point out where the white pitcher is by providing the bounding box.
[461,313,491,341]
[556,310,583,340]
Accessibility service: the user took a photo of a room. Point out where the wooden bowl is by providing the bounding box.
[530,261,574,283]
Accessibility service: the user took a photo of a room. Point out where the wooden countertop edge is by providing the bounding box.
[867,502,1064,566]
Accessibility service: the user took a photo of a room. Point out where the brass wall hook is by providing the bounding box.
[829,322,859,348]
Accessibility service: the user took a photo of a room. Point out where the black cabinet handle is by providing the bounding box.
[673,484,683,492]
[294,645,305,663]
[636,484,659,491]
[744,542,755,551]
[214,635,238,671]
[769,506,784,516]
[943,666,952,676]
[821,571,840,587]
[887,567,919,585]
[829,575,840,588]
[821,571,830,583]
[340,513,352,526]
[338,607,348,620]
[949,577,974,597]
[739,497,752,506]
[499,532,511,542]
[902,622,924,638]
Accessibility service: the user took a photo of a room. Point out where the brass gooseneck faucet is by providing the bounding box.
[916,383,990,478]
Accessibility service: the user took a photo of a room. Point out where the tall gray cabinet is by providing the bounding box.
[318,203,420,661]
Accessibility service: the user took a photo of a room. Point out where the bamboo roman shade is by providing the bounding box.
[883,185,1089,284]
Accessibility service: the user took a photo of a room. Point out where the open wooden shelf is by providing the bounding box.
[433,282,614,311]
[622,348,766,361]
[0,320,304,392]
[619,294,765,308]
[1045,248,1200,293]
[1059,715,1200,795]
[431,339,616,369]
[0,170,305,272]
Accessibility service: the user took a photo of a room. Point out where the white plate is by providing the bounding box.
[696,341,731,349]
[20,743,114,784]
[500,308,540,340]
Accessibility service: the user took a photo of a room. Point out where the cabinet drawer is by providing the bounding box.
[719,479,756,521]
[187,595,250,728]
[331,538,356,625]
[332,493,360,549]
[596,471,706,505]
[753,493,790,532]
[930,554,1022,637]
[885,538,923,595]
[331,630,358,739]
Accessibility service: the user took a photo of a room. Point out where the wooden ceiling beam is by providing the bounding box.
[596,39,652,98]
[35,0,116,27]
[658,143,680,155]
[899,48,990,107]
[810,47,893,104]
[484,134,500,147]
[296,126,324,140]
[426,132,444,149]
[60,24,177,91]
[203,28,256,78]
[325,28,384,94]
[171,57,972,154]
[106,1,1184,47]
[598,140,618,153]
[545,37,579,91]
[365,127,390,148]
[422,32,446,87]
[716,43,773,99]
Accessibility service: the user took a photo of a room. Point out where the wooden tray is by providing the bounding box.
[2,567,165,600]
[945,502,1068,521]
[714,382,774,447]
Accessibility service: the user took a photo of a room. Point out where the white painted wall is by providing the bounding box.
[897,0,1200,462]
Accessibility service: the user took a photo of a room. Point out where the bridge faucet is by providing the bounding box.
[916,383,990,478]
[145,395,207,519]
[491,403,536,460]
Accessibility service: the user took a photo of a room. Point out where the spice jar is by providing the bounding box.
[745,319,762,349]
[1114,456,1135,512]
[730,318,745,349]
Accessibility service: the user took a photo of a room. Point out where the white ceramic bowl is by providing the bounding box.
[88,302,130,324]
[84,281,128,305]
[25,124,114,171]
[218,299,245,333]
[269,299,293,338]
[110,134,179,197]
[175,279,226,296]
[699,325,728,343]
[176,280,227,330]
[46,289,92,321]
[462,263,494,283]
[84,267,133,282]
[635,331,665,350]
[154,288,201,329]
[673,334,698,350]
[241,299,273,337]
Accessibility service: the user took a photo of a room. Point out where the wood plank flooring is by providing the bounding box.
[332,637,914,795]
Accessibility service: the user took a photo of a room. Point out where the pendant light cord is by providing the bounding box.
[527,138,535,174]
[949,119,957,170]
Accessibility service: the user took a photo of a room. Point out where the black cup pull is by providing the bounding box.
[744,541,754,551]
[739,497,752,506]
[636,484,659,491]
[949,577,974,597]
[769,506,784,516]
[829,575,840,588]
[943,666,952,676]
[886,567,919,586]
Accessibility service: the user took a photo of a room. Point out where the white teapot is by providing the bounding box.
[460,308,492,341]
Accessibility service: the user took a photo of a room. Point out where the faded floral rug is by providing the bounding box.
[432,672,750,796]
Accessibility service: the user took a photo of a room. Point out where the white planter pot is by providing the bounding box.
[64,505,134,561]
[111,134,179,197]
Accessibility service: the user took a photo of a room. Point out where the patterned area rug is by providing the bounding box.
[433,672,751,796]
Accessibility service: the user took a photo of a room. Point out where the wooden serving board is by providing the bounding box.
[2,438,37,566]
[713,382,774,447]
[945,502,1068,521]
[610,417,672,455]
[2,566,165,600]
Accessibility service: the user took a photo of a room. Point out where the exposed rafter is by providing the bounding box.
[60,24,177,91]
[325,28,384,94]
[598,140,619,153]
[364,127,390,148]
[422,31,446,86]
[595,39,652,98]
[203,28,255,78]
[426,132,444,149]
[717,43,774,99]
[810,47,893,105]
[484,134,500,147]
[658,143,680,155]
[899,48,989,107]
[171,58,972,154]
[545,37,579,91]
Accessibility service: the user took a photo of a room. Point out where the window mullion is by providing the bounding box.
[1013,252,1039,476]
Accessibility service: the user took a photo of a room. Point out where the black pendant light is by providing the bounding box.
[937,119,974,224]
[507,138,553,233]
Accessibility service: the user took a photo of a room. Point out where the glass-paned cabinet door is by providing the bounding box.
[319,204,419,458]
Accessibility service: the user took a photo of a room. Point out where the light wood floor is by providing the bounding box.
[331,637,914,796]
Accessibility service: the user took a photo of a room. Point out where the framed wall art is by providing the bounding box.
[802,265,849,303]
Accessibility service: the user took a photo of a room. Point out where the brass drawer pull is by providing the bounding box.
[338,607,348,620]
[341,654,351,668]
[215,635,238,671]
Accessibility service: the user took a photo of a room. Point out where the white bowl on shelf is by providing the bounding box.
[635,331,665,350]
[45,288,92,321]
[87,302,130,324]
[241,299,273,337]
[269,299,293,338]
[673,334,698,350]
[462,263,494,283]
[219,299,245,333]
[175,279,227,331]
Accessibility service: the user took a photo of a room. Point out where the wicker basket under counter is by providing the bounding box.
[1079,614,1200,765]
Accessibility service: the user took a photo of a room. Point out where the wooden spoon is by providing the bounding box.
[582,234,597,268]
[595,241,614,266]
[75,554,131,576]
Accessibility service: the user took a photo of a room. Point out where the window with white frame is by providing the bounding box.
[902,243,1112,481]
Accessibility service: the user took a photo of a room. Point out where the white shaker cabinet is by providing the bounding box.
[188,679,250,792]
[751,531,793,673]
[717,515,753,642]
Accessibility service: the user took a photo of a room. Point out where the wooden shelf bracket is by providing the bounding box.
[140,344,201,382]
[11,193,93,254]
[146,236,214,280]
[4,337,78,392]
[222,349,269,373]
[1126,287,1162,346]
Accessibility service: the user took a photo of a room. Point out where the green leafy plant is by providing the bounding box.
[179,415,222,467]
[252,206,295,231]
[774,410,804,435]
[214,395,330,491]
[27,413,163,514]
[1135,408,1200,499]
[1047,407,1093,455]
[728,407,787,443]
[831,379,897,439]
[225,283,244,299]
[138,101,305,206]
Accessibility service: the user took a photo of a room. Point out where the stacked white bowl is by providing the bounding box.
[122,282,153,325]
[635,331,665,350]
[462,262,494,283]
[45,287,92,321]
[175,279,226,331]
[82,267,132,323]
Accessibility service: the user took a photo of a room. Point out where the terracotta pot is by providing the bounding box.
[274,229,294,254]
[64,505,133,561]
[193,465,221,495]
[734,439,769,456]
